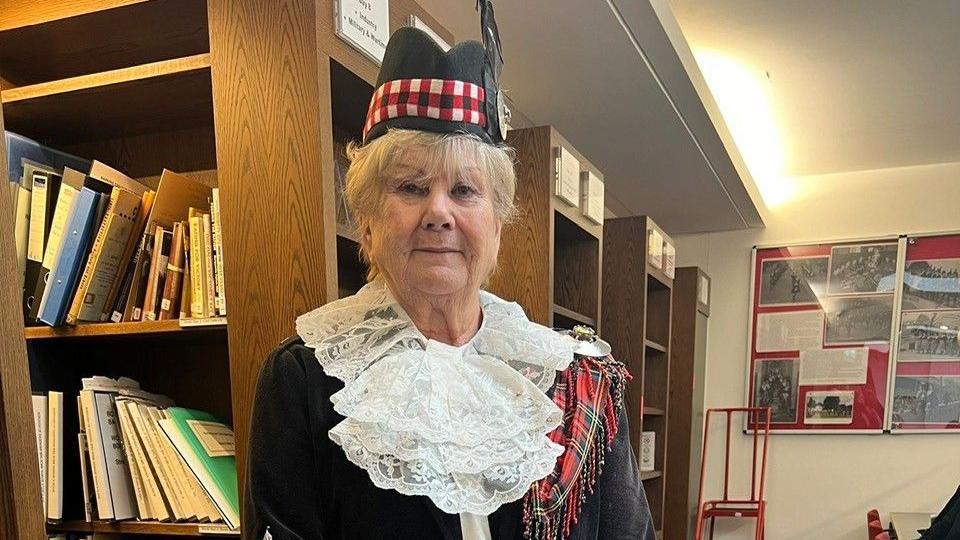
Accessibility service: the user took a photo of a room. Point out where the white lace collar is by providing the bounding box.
[296,279,577,515]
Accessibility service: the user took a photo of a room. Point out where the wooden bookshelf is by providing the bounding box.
[601,215,675,533]
[664,267,711,540]
[0,1,459,537]
[48,519,238,536]
[488,125,604,333]
[640,470,663,482]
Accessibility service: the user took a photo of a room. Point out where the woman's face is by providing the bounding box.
[363,143,502,299]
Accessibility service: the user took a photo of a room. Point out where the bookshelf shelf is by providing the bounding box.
[644,407,665,417]
[1,57,213,143]
[2,54,211,104]
[24,319,227,341]
[48,519,238,537]
[645,339,667,353]
[0,0,209,87]
[551,303,596,328]
[640,470,662,481]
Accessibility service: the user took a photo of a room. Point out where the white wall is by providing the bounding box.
[674,161,960,540]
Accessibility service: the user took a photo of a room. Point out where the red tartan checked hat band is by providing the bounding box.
[362,79,487,143]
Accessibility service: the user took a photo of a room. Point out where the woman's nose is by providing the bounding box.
[421,189,454,230]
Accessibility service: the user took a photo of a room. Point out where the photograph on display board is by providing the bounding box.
[891,376,960,424]
[898,311,960,361]
[823,295,894,345]
[803,390,855,425]
[758,256,828,306]
[753,359,800,423]
[902,258,960,310]
[827,243,898,295]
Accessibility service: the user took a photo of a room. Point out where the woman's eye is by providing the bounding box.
[398,182,425,195]
[452,184,476,197]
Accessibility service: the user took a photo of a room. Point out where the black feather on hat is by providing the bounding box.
[362,1,508,145]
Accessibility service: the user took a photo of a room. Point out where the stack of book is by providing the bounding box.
[7,131,227,328]
[34,376,239,529]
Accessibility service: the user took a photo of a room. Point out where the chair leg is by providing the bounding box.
[709,516,716,540]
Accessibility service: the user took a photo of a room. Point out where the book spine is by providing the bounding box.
[94,392,136,520]
[189,216,205,318]
[137,404,194,520]
[211,189,226,316]
[46,391,63,521]
[159,223,185,320]
[80,390,114,519]
[130,231,157,321]
[31,395,48,517]
[141,226,165,321]
[14,184,31,291]
[202,214,215,318]
[114,400,150,520]
[78,193,140,321]
[179,223,191,319]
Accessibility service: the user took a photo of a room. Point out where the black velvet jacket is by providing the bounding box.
[243,337,657,540]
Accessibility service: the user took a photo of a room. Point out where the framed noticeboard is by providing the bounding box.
[888,233,960,433]
[747,239,900,433]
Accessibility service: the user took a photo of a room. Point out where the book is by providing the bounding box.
[179,224,192,319]
[648,229,663,270]
[158,408,238,528]
[28,168,85,323]
[663,241,676,279]
[76,395,96,522]
[31,394,48,516]
[46,391,64,521]
[4,131,89,188]
[155,408,220,523]
[115,391,173,521]
[87,160,149,198]
[189,213,206,318]
[159,222,186,320]
[141,225,172,321]
[23,161,60,323]
[211,189,227,316]
[202,213,216,318]
[66,186,142,324]
[13,181,31,291]
[37,186,105,326]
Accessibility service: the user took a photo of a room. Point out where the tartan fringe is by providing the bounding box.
[522,356,631,540]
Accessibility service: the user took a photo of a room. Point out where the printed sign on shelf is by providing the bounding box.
[336,0,390,64]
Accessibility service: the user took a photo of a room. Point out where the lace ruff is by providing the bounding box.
[296,280,577,515]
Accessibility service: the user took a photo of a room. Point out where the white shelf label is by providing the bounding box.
[335,0,390,64]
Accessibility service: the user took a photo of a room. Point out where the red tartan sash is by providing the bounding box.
[521,355,631,540]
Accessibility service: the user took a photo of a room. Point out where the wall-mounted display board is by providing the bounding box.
[888,233,960,433]
[747,239,900,433]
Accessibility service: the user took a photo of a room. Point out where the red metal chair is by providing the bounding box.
[874,533,891,540]
[868,519,883,540]
[694,407,771,540]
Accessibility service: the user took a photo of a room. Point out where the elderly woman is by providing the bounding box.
[244,18,655,540]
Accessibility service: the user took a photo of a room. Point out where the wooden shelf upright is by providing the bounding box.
[665,267,711,540]
[600,215,675,534]
[488,125,604,333]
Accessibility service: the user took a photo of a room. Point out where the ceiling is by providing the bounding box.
[415,0,765,234]
[670,0,960,177]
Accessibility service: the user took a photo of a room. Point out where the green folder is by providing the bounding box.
[158,407,239,529]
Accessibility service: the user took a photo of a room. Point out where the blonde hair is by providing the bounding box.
[345,129,518,280]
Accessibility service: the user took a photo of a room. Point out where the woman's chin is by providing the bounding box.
[406,267,471,296]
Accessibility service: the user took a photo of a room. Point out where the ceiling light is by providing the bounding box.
[694,51,793,208]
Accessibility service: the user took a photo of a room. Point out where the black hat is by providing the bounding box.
[362,1,508,145]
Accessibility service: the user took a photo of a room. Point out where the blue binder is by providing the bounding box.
[4,131,90,184]
[38,188,101,327]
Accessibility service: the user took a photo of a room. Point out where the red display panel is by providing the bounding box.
[890,233,960,431]
[748,240,899,432]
